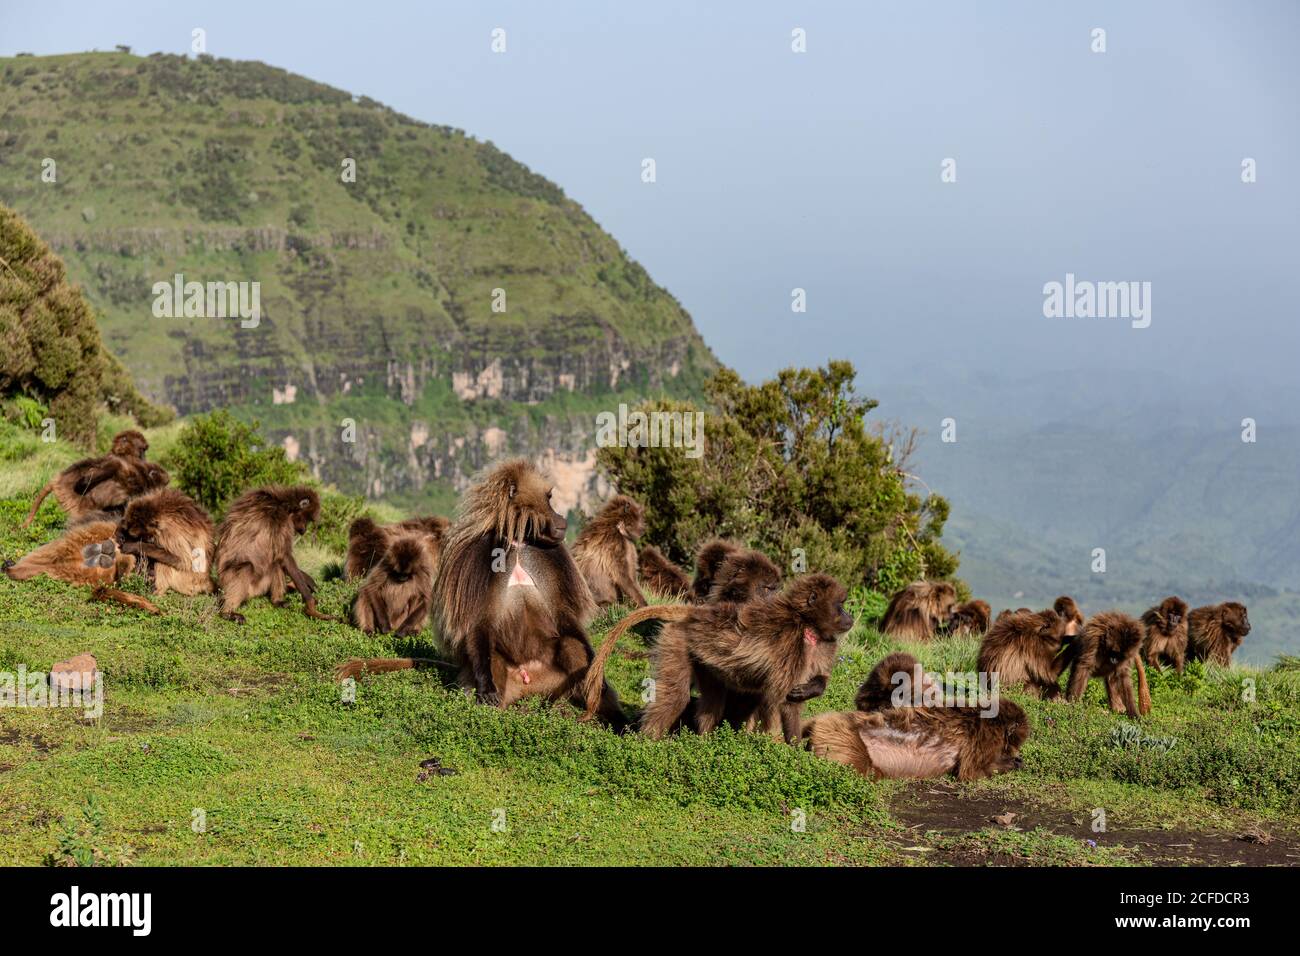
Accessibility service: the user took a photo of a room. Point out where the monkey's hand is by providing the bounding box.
[475,686,501,707]
[786,675,829,702]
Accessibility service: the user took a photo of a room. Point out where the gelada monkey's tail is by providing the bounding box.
[23,481,54,528]
[1135,656,1152,716]
[581,604,693,718]
[333,657,450,682]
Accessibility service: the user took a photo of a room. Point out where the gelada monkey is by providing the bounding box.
[1187,602,1251,666]
[24,431,166,528]
[879,580,957,640]
[571,494,649,608]
[4,519,161,613]
[214,485,334,623]
[977,608,1069,699]
[337,459,626,727]
[1141,596,1189,674]
[115,488,215,596]
[803,701,1030,781]
[582,573,854,739]
[1063,611,1151,717]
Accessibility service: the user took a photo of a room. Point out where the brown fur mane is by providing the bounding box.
[1188,601,1250,666]
[879,580,957,641]
[1141,596,1189,671]
[120,488,215,596]
[949,599,990,637]
[571,495,645,607]
[708,548,782,604]
[433,459,594,659]
[638,544,691,597]
[110,430,148,458]
[216,485,319,573]
[353,534,436,635]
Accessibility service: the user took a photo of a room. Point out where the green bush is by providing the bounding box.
[3,394,46,430]
[846,585,890,627]
[307,491,369,554]
[0,203,168,447]
[597,361,960,592]
[164,410,305,518]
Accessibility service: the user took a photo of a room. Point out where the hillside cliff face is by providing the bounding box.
[0,52,715,509]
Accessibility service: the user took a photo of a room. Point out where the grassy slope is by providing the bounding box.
[1,432,1298,866]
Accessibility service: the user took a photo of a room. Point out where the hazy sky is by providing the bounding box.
[4,0,1298,394]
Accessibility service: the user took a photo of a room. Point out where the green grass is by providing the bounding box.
[1,432,1298,865]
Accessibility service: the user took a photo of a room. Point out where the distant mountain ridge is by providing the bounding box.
[0,51,716,510]
[875,367,1300,663]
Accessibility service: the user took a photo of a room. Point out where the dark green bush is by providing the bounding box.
[164,410,305,518]
[597,361,960,592]
[0,203,168,447]
[307,491,368,555]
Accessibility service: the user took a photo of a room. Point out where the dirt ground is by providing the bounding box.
[888,783,1300,867]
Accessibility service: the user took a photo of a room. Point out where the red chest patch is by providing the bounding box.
[507,542,537,588]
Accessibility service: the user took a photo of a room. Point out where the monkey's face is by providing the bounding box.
[510,476,566,547]
[1102,620,1143,666]
[797,575,854,638]
[112,431,149,458]
[988,703,1030,774]
[115,519,150,545]
[613,497,645,539]
[1161,598,1187,631]
[1222,602,1250,638]
[383,539,425,583]
[291,491,322,535]
[952,601,989,634]
[733,553,781,600]
[934,584,957,625]
[951,609,977,634]
[1054,597,1084,636]
[1035,609,1067,647]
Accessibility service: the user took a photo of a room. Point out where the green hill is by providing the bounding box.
[0,51,715,510]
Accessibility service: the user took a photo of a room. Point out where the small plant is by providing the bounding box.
[43,794,128,867]
[4,394,47,430]
[846,585,889,627]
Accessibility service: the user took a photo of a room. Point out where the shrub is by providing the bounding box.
[0,203,168,447]
[164,410,305,518]
[3,394,46,430]
[307,491,368,554]
[597,361,960,592]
